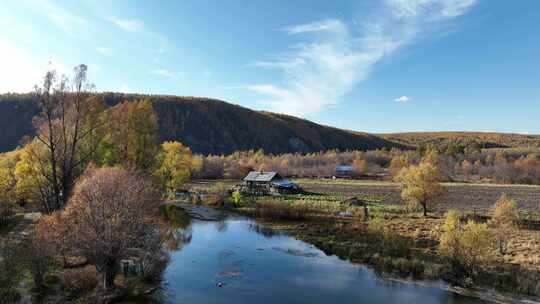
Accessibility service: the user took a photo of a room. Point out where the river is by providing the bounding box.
[137,207,485,304]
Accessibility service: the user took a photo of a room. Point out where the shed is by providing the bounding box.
[243,171,300,195]
[335,164,355,178]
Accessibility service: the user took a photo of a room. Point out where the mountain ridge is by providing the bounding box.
[0,92,404,154]
[1,92,538,154]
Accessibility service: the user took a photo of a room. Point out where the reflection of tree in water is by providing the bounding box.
[215,219,228,233]
[161,205,194,251]
[248,222,285,239]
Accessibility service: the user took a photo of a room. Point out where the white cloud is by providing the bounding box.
[395,96,411,103]
[151,69,183,80]
[107,18,143,32]
[246,0,477,116]
[96,46,112,56]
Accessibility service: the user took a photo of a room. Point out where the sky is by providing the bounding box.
[1,0,539,134]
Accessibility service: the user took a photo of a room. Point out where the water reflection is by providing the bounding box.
[160,205,193,251]
[247,222,285,238]
[147,211,485,304]
[214,219,228,233]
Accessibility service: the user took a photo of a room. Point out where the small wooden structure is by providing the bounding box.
[242,171,300,195]
[342,197,369,220]
[335,164,355,178]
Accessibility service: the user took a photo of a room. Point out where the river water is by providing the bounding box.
[146,209,484,304]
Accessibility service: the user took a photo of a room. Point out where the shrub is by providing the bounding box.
[62,266,99,296]
[231,190,242,206]
[24,225,56,291]
[367,217,412,257]
[367,217,385,243]
[204,182,230,206]
[0,241,23,302]
[439,210,497,277]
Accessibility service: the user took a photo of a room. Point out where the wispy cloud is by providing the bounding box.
[284,19,347,35]
[28,0,87,34]
[395,95,411,103]
[246,0,477,116]
[107,17,143,32]
[151,69,183,80]
[96,46,112,56]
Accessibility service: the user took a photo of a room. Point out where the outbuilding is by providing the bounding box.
[335,164,355,178]
[243,171,300,195]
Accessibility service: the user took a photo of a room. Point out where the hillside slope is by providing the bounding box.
[0,93,404,154]
[379,132,540,149]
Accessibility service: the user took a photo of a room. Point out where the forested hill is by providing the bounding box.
[0,93,404,154]
[379,132,540,149]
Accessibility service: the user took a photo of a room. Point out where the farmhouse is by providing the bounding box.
[243,171,300,195]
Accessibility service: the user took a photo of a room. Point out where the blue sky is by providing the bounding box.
[1,0,539,134]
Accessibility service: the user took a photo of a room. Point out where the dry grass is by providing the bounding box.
[251,200,313,220]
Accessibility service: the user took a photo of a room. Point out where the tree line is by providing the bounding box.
[188,146,540,185]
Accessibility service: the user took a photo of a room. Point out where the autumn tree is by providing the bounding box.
[490,194,519,254]
[460,160,474,179]
[388,155,409,177]
[438,210,461,267]
[352,158,368,177]
[37,212,71,266]
[0,151,19,225]
[98,99,159,172]
[126,100,159,171]
[14,140,53,208]
[154,141,192,193]
[25,222,56,290]
[422,149,440,166]
[31,65,104,212]
[395,162,444,216]
[63,167,161,291]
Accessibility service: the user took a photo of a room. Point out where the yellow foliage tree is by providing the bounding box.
[458,220,496,274]
[460,160,473,178]
[14,141,52,209]
[395,162,444,216]
[389,155,409,177]
[422,149,440,166]
[154,141,192,193]
[98,99,159,172]
[439,210,461,262]
[490,194,519,254]
[127,99,159,172]
[0,151,19,224]
[352,159,368,176]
